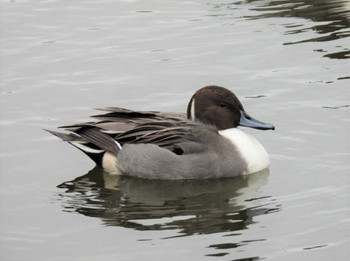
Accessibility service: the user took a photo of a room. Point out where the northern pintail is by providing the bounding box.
[47,85,275,179]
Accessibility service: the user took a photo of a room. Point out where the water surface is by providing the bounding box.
[0,0,349,260]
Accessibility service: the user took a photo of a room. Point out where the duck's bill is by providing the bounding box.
[239,111,275,130]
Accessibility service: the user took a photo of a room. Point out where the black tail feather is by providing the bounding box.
[45,128,119,168]
[78,128,120,155]
[44,129,83,142]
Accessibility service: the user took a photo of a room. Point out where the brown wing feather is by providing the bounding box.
[55,107,203,154]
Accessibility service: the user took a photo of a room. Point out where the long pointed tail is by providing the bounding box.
[45,128,121,173]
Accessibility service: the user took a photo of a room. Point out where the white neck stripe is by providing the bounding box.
[190,98,196,120]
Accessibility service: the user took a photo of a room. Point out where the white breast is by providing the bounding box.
[219,128,270,174]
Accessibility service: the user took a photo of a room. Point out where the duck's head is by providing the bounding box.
[187,85,275,131]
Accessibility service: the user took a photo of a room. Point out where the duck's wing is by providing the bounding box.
[47,107,203,163]
[94,107,185,119]
[60,107,186,135]
[114,120,213,155]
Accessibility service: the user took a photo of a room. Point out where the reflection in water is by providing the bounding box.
[57,167,279,238]
[208,0,350,59]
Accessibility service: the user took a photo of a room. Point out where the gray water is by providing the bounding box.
[0,0,349,260]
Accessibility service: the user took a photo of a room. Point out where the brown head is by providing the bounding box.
[187,85,275,131]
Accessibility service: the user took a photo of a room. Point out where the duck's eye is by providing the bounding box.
[219,103,227,108]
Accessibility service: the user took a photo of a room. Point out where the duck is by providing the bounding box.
[47,85,275,179]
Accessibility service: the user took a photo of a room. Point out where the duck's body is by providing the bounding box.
[48,86,274,179]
